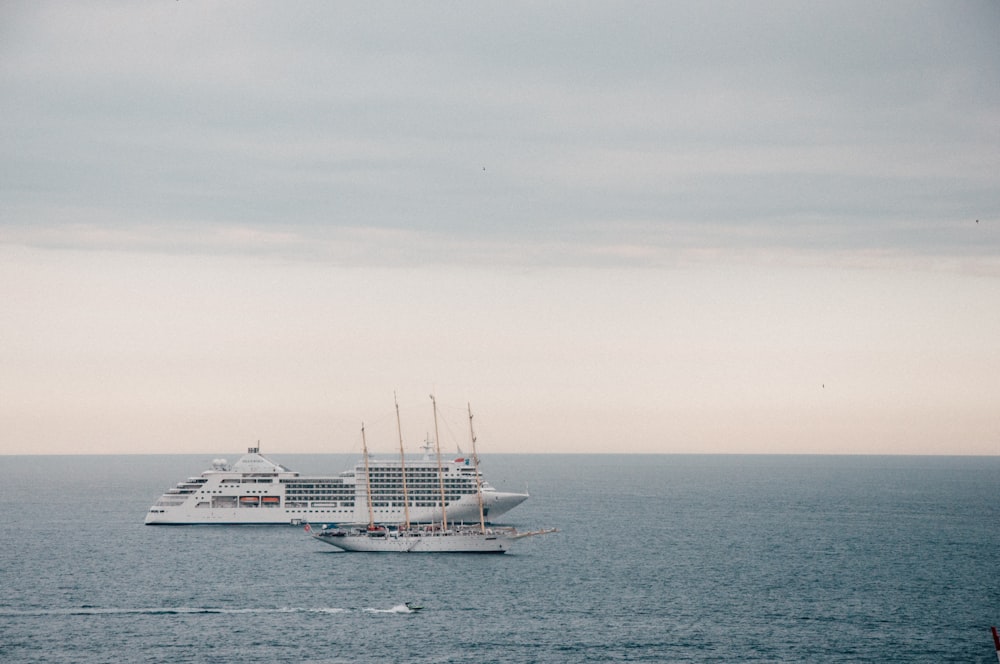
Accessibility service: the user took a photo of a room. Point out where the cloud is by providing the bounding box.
[1,1,998,272]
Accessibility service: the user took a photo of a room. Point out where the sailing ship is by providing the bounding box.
[309,396,556,553]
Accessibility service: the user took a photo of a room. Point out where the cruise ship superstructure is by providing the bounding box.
[145,444,529,526]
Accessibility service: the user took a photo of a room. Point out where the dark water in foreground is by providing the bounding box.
[1,454,998,662]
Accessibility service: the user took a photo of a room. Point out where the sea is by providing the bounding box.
[1,453,998,663]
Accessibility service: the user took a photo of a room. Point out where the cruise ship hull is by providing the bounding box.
[145,491,527,526]
[144,448,529,526]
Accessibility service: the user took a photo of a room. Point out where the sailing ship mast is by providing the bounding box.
[394,392,411,530]
[430,394,448,530]
[361,423,375,529]
[468,403,486,534]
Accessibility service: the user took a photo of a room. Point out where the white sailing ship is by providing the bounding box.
[309,397,555,553]
[144,401,528,526]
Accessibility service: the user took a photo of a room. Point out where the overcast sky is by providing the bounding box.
[2,1,998,455]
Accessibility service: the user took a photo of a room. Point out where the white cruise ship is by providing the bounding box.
[144,444,529,526]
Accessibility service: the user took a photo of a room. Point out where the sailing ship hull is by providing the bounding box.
[312,530,512,553]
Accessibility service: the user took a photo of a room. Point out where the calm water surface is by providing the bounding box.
[1,454,998,662]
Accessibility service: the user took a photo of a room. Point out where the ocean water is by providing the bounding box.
[1,454,998,663]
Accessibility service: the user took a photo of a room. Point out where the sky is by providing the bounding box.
[1,1,998,456]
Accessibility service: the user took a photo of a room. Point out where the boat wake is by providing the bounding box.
[0,605,419,617]
[363,603,420,614]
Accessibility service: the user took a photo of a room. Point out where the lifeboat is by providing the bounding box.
[239,496,260,506]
